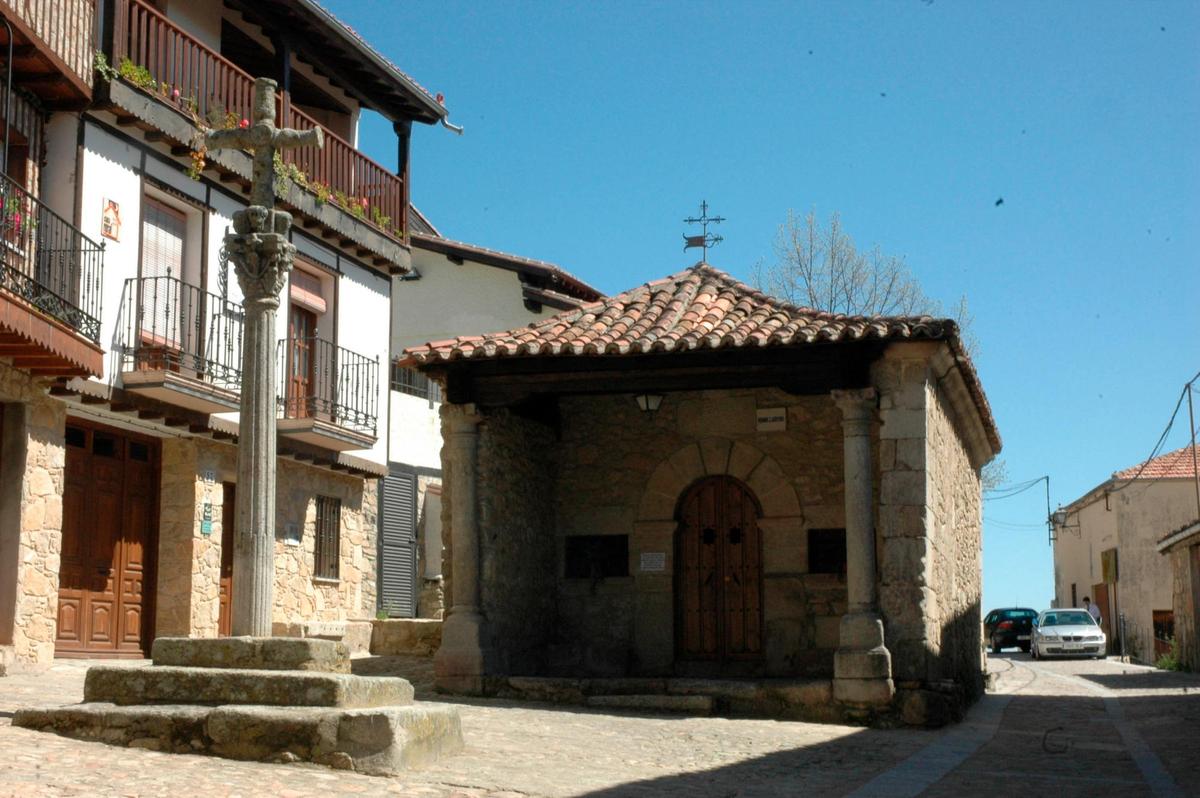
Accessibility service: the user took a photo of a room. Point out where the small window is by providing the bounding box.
[65,426,86,448]
[128,441,150,462]
[808,528,846,576]
[314,496,341,580]
[92,433,119,458]
[564,535,629,579]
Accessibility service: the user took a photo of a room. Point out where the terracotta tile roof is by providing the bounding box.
[1113,444,1200,481]
[405,263,999,451]
[408,263,956,362]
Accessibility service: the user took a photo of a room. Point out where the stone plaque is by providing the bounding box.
[756,407,787,432]
[640,552,666,572]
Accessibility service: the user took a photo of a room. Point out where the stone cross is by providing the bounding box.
[205,77,323,637]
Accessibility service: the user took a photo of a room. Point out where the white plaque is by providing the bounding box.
[201,469,216,484]
[640,552,666,572]
[756,407,787,431]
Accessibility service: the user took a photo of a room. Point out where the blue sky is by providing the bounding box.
[333,0,1200,611]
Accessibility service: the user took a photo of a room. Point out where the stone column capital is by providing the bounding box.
[831,388,877,426]
[445,403,482,435]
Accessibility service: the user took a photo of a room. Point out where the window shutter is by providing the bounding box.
[378,468,417,617]
[140,198,187,346]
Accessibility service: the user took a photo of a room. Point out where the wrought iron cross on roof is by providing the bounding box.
[683,200,725,261]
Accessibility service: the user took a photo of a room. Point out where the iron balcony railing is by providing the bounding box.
[389,362,442,404]
[119,275,244,391]
[278,336,378,437]
[0,172,104,341]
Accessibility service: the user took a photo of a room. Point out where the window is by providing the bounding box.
[140,196,187,347]
[390,364,442,404]
[808,528,846,576]
[314,495,341,580]
[564,535,629,579]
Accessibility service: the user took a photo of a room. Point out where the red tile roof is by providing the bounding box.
[1113,444,1200,481]
[405,264,999,450]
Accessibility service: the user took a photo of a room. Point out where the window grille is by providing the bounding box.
[390,363,442,404]
[314,495,341,580]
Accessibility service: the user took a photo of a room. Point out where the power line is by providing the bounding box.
[1109,370,1199,495]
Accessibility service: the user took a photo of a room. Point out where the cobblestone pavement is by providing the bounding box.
[1,653,1197,797]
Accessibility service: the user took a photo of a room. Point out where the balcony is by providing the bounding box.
[118,276,244,414]
[0,172,104,377]
[107,0,408,246]
[0,0,96,108]
[278,337,378,451]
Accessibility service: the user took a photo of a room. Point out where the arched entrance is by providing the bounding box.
[675,475,763,665]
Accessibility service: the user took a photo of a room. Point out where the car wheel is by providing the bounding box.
[991,638,1001,654]
[1020,643,1030,654]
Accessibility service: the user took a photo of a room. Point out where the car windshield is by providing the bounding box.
[1041,611,1094,627]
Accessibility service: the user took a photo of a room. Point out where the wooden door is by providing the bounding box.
[676,476,763,663]
[218,483,235,636]
[286,304,316,418]
[56,424,158,657]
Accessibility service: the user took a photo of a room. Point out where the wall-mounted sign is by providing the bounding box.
[100,199,121,242]
[640,552,666,573]
[200,502,213,536]
[756,407,787,432]
[201,469,216,484]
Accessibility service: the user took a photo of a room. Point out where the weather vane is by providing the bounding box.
[683,200,725,261]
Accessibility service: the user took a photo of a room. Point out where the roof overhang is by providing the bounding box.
[1157,520,1200,554]
[225,0,446,124]
[411,233,602,302]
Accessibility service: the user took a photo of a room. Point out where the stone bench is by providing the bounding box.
[370,618,442,656]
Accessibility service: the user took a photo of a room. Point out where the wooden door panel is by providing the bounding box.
[676,476,763,664]
[218,483,235,636]
[56,598,81,643]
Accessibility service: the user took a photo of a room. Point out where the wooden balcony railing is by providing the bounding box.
[110,0,406,240]
[1,0,96,88]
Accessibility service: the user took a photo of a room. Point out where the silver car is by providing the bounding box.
[1030,609,1106,659]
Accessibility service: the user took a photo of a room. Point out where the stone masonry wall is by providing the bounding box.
[1168,544,1197,671]
[552,387,845,678]
[0,362,66,671]
[155,437,378,640]
[925,380,984,697]
[475,408,558,674]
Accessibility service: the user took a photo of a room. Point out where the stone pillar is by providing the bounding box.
[435,403,493,693]
[224,208,295,637]
[831,388,894,707]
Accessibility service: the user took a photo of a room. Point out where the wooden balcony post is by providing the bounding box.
[393,119,411,237]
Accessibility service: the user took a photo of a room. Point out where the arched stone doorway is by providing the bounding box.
[675,475,763,664]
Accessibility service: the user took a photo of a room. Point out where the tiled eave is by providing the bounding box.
[0,291,103,377]
[101,79,411,276]
[1156,520,1200,555]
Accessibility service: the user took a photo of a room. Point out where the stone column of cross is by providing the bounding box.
[204,77,324,637]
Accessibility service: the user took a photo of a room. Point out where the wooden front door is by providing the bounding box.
[56,423,158,657]
[676,476,763,664]
[218,483,235,636]
[286,304,317,418]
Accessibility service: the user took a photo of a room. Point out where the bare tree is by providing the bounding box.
[755,210,932,317]
[756,210,1003,480]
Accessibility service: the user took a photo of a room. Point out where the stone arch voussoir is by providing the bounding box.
[636,438,801,521]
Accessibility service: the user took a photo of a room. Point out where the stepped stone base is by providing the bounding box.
[13,701,463,775]
[274,621,374,656]
[488,676,841,722]
[85,665,414,708]
[152,636,350,672]
[585,694,713,715]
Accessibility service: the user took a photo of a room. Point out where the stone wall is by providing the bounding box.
[0,363,66,671]
[154,436,378,640]
[1167,543,1197,671]
[475,408,557,674]
[873,343,984,702]
[550,387,844,678]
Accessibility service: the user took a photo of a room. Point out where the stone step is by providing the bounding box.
[585,694,713,715]
[152,636,350,673]
[13,701,463,775]
[85,666,413,709]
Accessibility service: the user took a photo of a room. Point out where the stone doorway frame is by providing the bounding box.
[631,438,803,675]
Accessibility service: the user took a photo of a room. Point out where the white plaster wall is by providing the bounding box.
[40,113,79,222]
[336,259,390,466]
[388,391,441,470]
[166,0,222,52]
[391,248,557,354]
[79,122,144,381]
[1053,493,1115,609]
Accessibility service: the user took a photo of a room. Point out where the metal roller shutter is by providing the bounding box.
[378,467,417,617]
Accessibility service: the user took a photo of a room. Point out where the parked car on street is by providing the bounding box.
[1031,609,1106,659]
[984,607,1038,653]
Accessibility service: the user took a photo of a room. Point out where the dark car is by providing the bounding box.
[984,607,1038,653]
